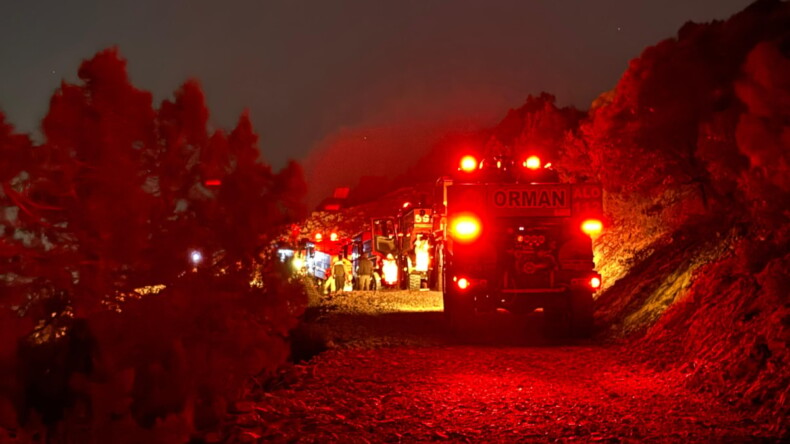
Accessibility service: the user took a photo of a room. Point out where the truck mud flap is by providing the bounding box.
[443,291,478,341]
[543,290,594,339]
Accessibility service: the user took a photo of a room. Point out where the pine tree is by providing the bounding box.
[1,48,307,438]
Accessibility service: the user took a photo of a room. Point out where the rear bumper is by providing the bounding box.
[448,272,600,313]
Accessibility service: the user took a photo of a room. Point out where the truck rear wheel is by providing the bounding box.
[543,290,593,339]
[543,302,570,338]
[443,290,475,339]
[569,290,594,338]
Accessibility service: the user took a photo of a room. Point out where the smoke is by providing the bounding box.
[301,118,487,209]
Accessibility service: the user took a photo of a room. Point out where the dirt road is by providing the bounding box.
[227,290,778,443]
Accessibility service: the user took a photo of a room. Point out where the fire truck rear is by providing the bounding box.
[439,155,603,337]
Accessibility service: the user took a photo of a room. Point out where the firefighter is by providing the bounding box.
[332,255,348,293]
[382,253,398,288]
[373,268,382,292]
[372,256,382,291]
[323,263,335,295]
[341,254,353,291]
[358,254,374,291]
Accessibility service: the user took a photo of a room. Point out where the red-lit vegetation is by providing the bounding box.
[1,0,788,441]
[586,1,789,430]
[339,0,790,431]
[0,49,307,442]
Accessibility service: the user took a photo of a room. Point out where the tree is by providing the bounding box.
[38,48,158,311]
[0,114,36,308]
[734,40,790,232]
[579,0,789,213]
[0,48,307,440]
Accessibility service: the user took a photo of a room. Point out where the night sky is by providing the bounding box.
[0,0,753,204]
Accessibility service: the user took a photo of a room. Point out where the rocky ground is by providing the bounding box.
[222,289,783,443]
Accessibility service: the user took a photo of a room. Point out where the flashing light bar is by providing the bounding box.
[459,155,478,172]
[524,156,541,170]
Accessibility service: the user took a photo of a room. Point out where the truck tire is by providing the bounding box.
[543,302,570,339]
[569,290,594,338]
[443,290,475,339]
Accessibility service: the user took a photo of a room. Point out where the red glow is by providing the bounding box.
[330,232,339,241]
[204,179,222,186]
[333,187,350,199]
[450,213,482,243]
[315,233,323,242]
[524,156,541,170]
[581,219,603,236]
[591,276,602,289]
[459,155,477,172]
[457,277,470,290]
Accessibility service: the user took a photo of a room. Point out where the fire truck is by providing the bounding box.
[349,218,396,286]
[348,204,436,290]
[436,154,603,337]
[393,203,435,290]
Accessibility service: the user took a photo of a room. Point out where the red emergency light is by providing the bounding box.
[456,277,470,290]
[204,179,222,187]
[459,155,478,172]
[523,156,541,170]
[590,276,602,289]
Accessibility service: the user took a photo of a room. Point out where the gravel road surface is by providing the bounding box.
[225,289,779,443]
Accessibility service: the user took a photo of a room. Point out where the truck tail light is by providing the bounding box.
[459,155,478,172]
[581,219,603,236]
[450,213,482,243]
[572,274,602,290]
[456,277,470,290]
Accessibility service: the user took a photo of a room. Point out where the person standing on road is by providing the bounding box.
[332,255,347,294]
[341,254,353,291]
[323,263,335,295]
[358,255,374,291]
